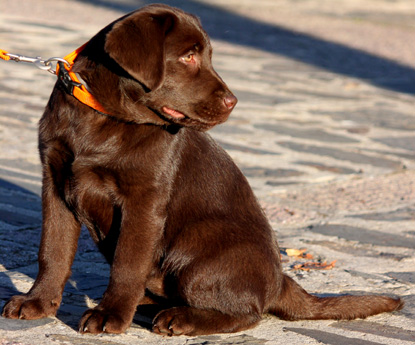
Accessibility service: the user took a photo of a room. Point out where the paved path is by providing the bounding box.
[0,1,414,344]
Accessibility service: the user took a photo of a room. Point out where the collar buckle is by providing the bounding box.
[57,61,82,96]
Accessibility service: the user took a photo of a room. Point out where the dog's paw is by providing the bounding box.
[153,307,195,336]
[79,308,130,334]
[2,294,59,320]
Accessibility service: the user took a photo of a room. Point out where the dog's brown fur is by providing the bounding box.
[2,4,403,336]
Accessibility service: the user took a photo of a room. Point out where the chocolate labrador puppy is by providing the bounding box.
[2,4,403,336]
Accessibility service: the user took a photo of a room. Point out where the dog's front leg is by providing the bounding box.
[78,198,164,334]
[2,173,81,319]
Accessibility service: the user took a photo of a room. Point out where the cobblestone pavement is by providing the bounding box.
[0,0,414,344]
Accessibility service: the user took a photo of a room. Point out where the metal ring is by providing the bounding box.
[44,57,71,74]
[45,57,71,67]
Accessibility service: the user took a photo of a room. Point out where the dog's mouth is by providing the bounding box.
[160,106,225,131]
[162,106,186,120]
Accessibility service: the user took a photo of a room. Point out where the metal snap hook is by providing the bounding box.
[34,58,52,72]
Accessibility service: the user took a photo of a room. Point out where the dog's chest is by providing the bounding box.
[61,135,177,222]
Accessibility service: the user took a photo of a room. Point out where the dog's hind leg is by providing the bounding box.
[153,307,260,336]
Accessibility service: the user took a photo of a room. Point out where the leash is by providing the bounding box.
[1,48,69,73]
[1,46,109,114]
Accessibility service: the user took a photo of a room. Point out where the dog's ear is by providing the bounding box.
[104,9,174,91]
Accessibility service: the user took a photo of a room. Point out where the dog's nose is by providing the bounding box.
[223,94,237,110]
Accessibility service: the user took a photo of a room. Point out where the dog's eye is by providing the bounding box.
[181,53,195,64]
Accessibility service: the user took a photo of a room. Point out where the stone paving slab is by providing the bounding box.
[0,0,414,344]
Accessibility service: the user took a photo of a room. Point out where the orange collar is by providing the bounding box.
[56,43,109,115]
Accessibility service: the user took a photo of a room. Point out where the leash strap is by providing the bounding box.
[0,49,11,61]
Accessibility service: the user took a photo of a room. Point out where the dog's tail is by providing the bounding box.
[270,274,404,321]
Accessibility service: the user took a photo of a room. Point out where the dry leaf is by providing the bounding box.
[286,248,307,257]
[292,260,337,271]
[283,248,314,259]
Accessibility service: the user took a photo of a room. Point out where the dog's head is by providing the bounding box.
[75,4,237,131]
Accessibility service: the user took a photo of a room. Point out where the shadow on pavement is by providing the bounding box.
[0,179,40,317]
[74,0,415,94]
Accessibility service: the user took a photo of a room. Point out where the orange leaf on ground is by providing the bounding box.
[292,260,337,271]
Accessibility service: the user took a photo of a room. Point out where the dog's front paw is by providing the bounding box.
[153,307,195,336]
[2,294,59,320]
[79,308,130,334]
